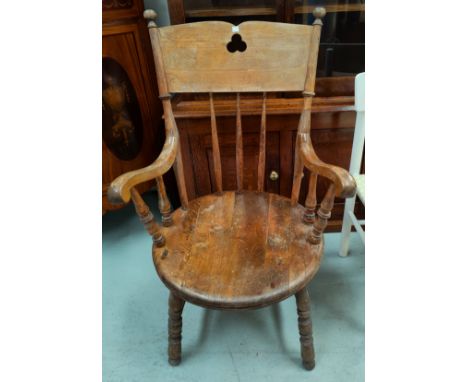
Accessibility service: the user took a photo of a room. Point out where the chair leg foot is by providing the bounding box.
[295,288,315,371]
[168,292,185,366]
[168,358,181,366]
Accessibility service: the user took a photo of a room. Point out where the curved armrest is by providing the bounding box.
[298,132,356,198]
[107,127,179,205]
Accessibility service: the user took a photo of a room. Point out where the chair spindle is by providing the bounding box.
[308,183,335,245]
[257,92,267,191]
[291,101,311,204]
[236,93,243,191]
[130,188,165,247]
[155,176,173,226]
[174,143,189,210]
[209,93,223,193]
[162,98,189,210]
[291,148,304,205]
[303,173,318,224]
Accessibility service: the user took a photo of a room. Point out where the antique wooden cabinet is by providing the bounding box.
[102,0,164,213]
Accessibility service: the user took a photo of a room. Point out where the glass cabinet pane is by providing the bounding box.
[294,0,365,77]
[183,0,279,23]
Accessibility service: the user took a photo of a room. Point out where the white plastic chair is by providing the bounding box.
[339,72,365,257]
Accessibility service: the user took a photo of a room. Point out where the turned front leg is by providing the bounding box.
[168,292,185,366]
[295,288,315,370]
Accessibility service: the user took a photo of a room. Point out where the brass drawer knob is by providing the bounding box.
[269,170,279,181]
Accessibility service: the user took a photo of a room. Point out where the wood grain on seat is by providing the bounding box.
[153,191,323,309]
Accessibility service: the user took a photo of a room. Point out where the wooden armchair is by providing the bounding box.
[108,8,356,371]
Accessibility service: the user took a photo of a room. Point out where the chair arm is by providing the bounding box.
[298,132,356,199]
[107,127,179,205]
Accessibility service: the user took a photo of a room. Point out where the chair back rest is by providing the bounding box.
[157,21,316,93]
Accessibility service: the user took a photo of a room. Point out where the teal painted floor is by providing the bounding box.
[103,192,365,382]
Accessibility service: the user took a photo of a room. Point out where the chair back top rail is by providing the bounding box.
[156,21,314,93]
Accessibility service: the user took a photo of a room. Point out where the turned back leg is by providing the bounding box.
[295,288,315,370]
[168,292,185,366]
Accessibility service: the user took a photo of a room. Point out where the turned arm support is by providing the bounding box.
[107,125,179,205]
[297,6,355,202]
[108,11,190,209]
[298,132,356,199]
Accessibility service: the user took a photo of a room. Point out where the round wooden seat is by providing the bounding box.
[153,191,324,309]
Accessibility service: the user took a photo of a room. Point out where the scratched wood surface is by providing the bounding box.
[153,191,323,309]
